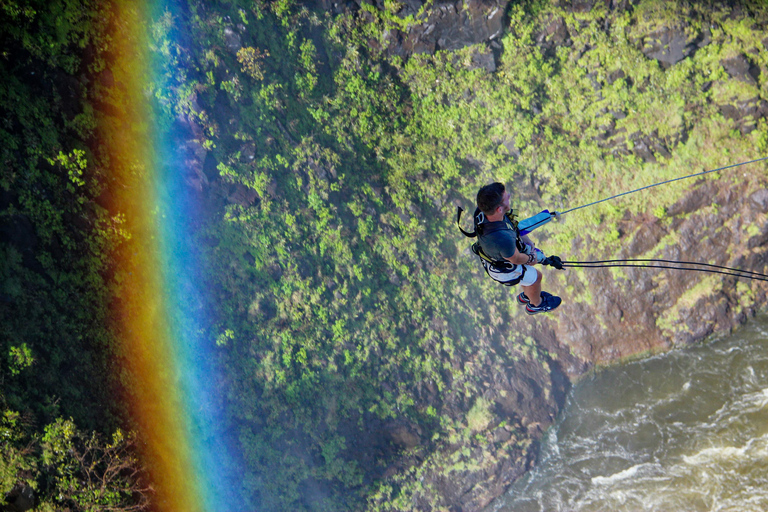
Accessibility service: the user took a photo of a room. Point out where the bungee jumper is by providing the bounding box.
[458,182,565,315]
[458,158,768,301]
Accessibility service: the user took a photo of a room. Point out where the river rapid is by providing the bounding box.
[487,314,768,512]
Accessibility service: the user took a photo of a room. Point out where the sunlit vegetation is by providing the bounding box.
[3,0,768,510]
[142,0,768,509]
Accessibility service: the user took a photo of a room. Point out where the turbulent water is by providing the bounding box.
[488,315,768,512]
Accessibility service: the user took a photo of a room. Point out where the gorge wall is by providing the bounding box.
[169,1,768,510]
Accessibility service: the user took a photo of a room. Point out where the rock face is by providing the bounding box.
[554,178,768,363]
[409,328,580,511]
[721,53,760,84]
[362,4,768,512]
[639,25,705,68]
[177,2,768,511]
[379,0,509,58]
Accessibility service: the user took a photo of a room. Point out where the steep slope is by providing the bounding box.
[155,0,768,510]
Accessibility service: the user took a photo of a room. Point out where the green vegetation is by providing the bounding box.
[0,1,148,509]
[3,0,768,510]
[0,409,149,512]
[153,1,768,509]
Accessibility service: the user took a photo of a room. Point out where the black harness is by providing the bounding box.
[457,207,527,286]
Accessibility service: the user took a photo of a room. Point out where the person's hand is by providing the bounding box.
[542,255,564,270]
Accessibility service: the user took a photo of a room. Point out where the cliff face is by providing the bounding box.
[166,1,768,510]
[5,1,767,511]
[337,1,768,510]
[554,178,768,366]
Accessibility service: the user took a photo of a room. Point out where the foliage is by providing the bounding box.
[0,0,122,429]
[1,404,150,511]
[5,0,768,510]
[0,409,36,498]
[237,46,270,80]
[40,418,150,511]
[165,1,768,509]
[1,1,148,510]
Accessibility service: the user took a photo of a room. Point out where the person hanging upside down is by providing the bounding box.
[465,182,563,315]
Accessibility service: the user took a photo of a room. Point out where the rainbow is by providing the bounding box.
[101,2,241,509]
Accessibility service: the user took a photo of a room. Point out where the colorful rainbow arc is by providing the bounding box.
[103,3,243,510]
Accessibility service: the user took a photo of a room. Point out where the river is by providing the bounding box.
[487,314,768,512]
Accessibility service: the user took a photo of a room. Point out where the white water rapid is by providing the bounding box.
[487,314,768,512]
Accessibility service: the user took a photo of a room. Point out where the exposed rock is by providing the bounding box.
[641,25,695,68]
[610,0,637,9]
[749,189,768,212]
[400,23,436,55]
[223,26,242,54]
[613,131,673,162]
[470,45,496,72]
[570,0,606,13]
[719,98,768,134]
[385,421,421,449]
[559,177,768,364]
[721,53,760,84]
[226,183,259,206]
[535,15,570,56]
[607,68,626,85]
[240,141,256,162]
[4,483,35,512]
[384,0,509,62]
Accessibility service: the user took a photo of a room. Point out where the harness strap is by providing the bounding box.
[471,242,511,267]
[456,207,476,238]
[458,206,527,286]
[472,243,525,286]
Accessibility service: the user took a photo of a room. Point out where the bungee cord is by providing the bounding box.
[562,258,768,278]
[560,259,768,283]
[560,156,768,215]
[552,157,768,282]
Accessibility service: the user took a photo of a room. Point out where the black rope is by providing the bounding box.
[563,259,768,278]
[561,259,768,283]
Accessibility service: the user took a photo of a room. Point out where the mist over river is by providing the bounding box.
[487,314,768,512]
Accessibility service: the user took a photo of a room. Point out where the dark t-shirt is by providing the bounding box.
[476,214,519,262]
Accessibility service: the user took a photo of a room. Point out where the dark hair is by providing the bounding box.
[476,182,505,215]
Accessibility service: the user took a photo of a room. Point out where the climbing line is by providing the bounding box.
[563,259,768,277]
[560,156,768,215]
[561,259,768,283]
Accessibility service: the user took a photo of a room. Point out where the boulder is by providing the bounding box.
[470,45,496,72]
[223,26,242,54]
[641,25,694,68]
[385,0,509,62]
[721,53,759,85]
[749,189,768,212]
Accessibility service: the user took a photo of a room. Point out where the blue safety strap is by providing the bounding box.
[518,210,552,236]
